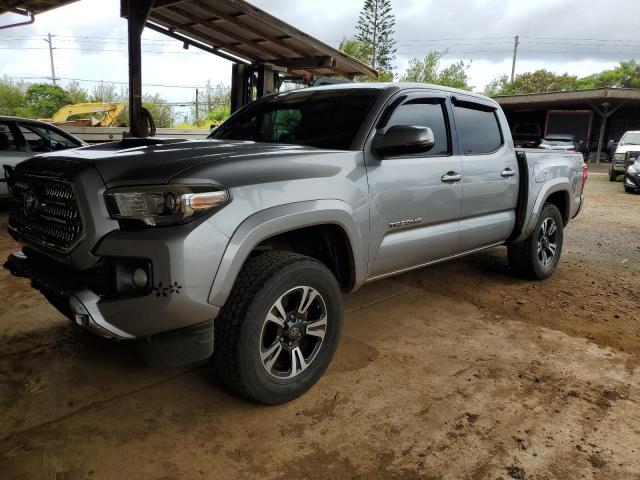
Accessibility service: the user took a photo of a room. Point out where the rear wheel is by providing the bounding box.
[213,251,343,404]
[609,168,618,181]
[508,203,564,280]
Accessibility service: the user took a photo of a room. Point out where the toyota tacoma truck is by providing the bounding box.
[610,130,640,181]
[4,83,586,404]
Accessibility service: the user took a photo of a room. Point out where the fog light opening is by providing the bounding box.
[132,268,149,289]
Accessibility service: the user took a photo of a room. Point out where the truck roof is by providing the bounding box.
[300,82,498,106]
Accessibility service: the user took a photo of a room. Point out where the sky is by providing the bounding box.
[1,0,639,110]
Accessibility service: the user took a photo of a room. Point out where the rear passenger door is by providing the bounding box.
[452,97,518,251]
[365,92,463,279]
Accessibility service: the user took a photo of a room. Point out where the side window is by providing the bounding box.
[385,99,450,156]
[453,104,503,154]
[0,123,19,152]
[19,124,78,153]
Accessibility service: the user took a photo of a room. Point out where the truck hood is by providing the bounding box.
[615,145,640,155]
[35,139,348,187]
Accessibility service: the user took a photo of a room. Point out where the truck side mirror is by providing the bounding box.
[375,125,435,158]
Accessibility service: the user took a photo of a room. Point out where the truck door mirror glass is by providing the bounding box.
[375,125,435,158]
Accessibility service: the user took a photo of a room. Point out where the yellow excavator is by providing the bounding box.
[47,103,126,127]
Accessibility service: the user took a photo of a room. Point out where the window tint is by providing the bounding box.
[212,89,379,150]
[385,100,450,156]
[0,123,19,152]
[454,105,503,154]
[19,124,79,153]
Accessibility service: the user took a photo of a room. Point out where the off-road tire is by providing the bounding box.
[508,203,564,280]
[609,169,618,181]
[213,251,343,405]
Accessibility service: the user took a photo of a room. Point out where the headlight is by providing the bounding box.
[105,185,229,227]
[628,163,638,174]
[614,153,626,161]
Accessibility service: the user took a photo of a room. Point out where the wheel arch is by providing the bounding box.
[208,200,366,307]
[516,179,571,242]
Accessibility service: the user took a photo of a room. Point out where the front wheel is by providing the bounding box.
[508,203,564,280]
[213,251,343,404]
[624,186,636,193]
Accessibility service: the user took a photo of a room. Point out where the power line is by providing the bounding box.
[3,75,211,89]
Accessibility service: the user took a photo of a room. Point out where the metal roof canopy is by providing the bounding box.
[493,88,640,108]
[0,0,79,28]
[0,0,78,15]
[494,88,640,163]
[145,0,377,79]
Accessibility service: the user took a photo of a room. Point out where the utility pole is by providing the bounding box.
[44,33,57,85]
[195,88,199,124]
[510,35,519,82]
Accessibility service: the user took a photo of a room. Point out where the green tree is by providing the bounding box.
[578,60,640,89]
[90,82,120,103]
[338,38,393,81]
[482,75,509,96]
[66,81,89,104]
[24,83,71,118]
[192,81,231,126]
[143,93,174,128]
[0,77,27,116]
[484,70,580,96]
[355,0,396,74]
[400,51,473,90]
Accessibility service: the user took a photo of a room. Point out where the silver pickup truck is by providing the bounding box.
[5,83,586,404]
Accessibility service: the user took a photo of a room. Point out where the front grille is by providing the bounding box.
[9,174,84,252]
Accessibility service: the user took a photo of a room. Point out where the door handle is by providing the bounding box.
[501,168,516,178]
[441,172,462,183]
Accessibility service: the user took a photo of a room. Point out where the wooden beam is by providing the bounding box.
[162,4,284,60]
[145,21,250,64]
[225,0,377,78]
[277,56,336,70]
[149,10,260,62]
[191,1,310,58]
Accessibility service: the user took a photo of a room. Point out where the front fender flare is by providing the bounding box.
[208,199,366,307]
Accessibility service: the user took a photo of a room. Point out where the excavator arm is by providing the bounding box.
[50,103,125,127]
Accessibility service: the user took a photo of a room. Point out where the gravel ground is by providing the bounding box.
[1,169,639,480]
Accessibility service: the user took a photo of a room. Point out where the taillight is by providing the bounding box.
[581,163,588,193]
[568,147,576,151]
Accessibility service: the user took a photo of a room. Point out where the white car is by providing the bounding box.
[538,134,580,152]
[0,116,86,197]
[610,130,640,181]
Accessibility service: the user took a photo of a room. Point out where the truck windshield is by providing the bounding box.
[620,132,640,145]
[210,89,379,150]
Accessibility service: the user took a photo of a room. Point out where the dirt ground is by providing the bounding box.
[1,168,639,480]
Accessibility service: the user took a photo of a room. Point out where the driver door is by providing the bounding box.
[364,92,463,279]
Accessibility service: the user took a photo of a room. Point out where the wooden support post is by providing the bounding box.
[230,63,252,113]
[256,64,276,99]
[122,0,154,137]
[595,102,608,164]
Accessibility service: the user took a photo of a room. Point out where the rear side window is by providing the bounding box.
[454,105,503,154]
[0,123,19,152]
[385,100,450,156]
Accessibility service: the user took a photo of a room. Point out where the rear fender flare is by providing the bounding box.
[518,179,570,241]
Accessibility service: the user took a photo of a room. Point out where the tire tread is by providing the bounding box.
[213,251,322,400]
